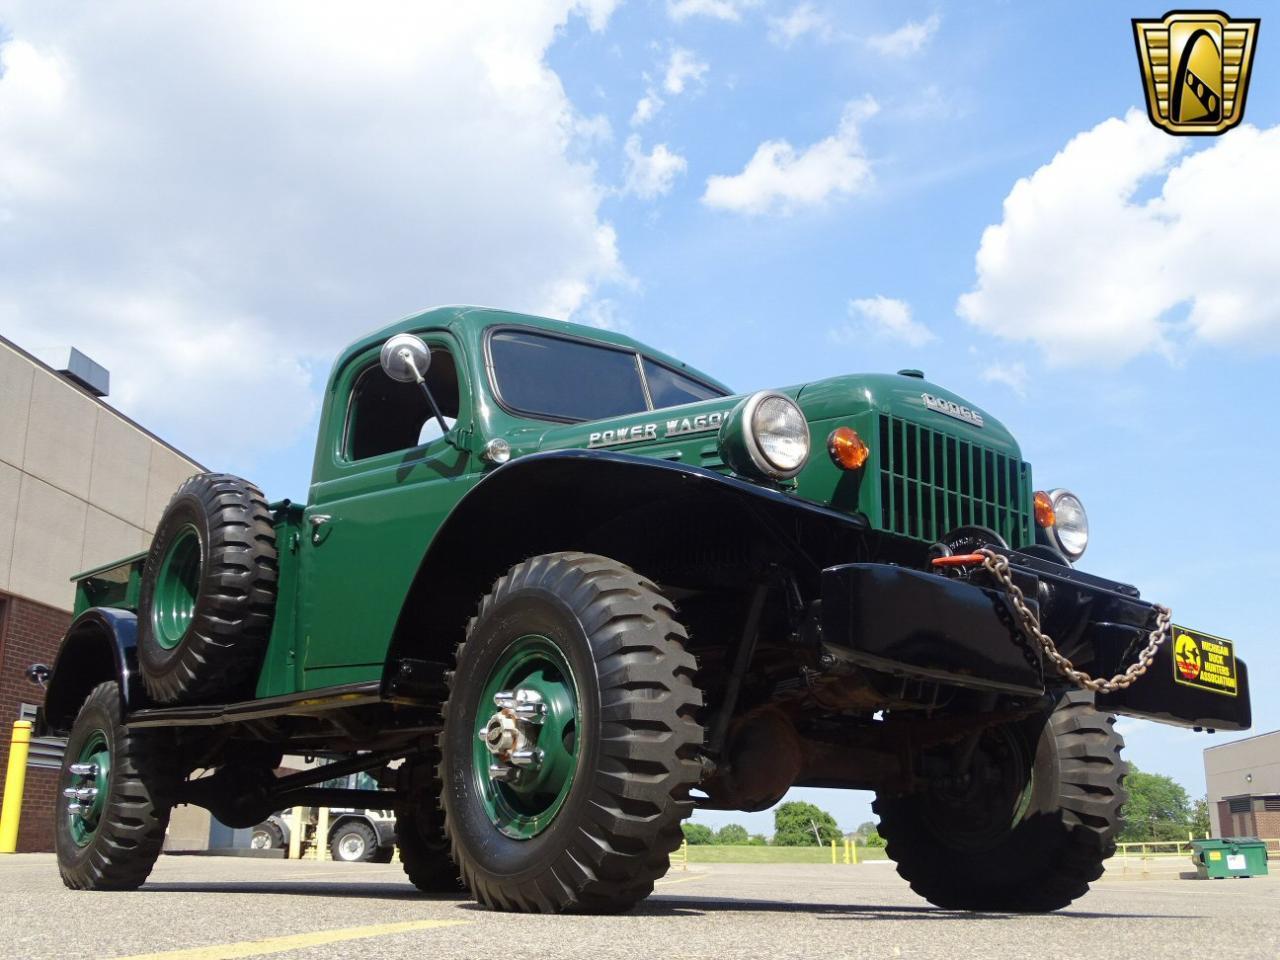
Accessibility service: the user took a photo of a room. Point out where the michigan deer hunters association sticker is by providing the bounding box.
[1172,627,1238,695]
[1132,11,1260,136]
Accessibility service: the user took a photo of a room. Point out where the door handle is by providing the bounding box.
[309,514,332,544]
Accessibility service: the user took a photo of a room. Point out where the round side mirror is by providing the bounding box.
[380,333,432,383]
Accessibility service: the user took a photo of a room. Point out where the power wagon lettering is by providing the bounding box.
[588,409,727,448]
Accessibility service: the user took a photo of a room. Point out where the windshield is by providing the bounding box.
[489,329,724,422]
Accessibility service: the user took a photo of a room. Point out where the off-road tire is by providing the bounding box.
[137,473,277,704]
[55,682,175,890]
[251,819,285,851]
[875,690,1126,912]
[395,754,463,892]
[330,821,379,863]
[440,552,704,913]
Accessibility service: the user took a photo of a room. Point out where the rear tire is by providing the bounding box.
[55,682,175,890]
[875,690,1126,912]
[440,552,704,914]
[395,755,463,892]
[330,822,378,863]
[137,473,277,704]
[250,819,285,851]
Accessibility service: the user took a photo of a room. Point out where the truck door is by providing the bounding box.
[297,330,480,689]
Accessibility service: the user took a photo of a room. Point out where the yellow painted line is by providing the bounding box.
[107,919,469,960]
[654,873,705,887]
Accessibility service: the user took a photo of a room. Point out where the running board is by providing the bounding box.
[125,681,383,728]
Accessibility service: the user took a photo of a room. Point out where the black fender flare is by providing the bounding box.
[384,449,868,677]
[40,607,148,735]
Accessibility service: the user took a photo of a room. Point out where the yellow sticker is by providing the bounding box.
[1209,850,1222,861]
[1172,627,1237,697]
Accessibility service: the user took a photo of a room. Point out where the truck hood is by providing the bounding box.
[519,372,1018,461]
[796,372,1020,457]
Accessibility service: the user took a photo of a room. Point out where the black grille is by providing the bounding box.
[878,414,1031,546]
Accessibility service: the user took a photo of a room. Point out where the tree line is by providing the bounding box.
[681,768,1211,846]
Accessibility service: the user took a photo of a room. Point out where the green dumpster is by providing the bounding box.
[1190,838,1270,879]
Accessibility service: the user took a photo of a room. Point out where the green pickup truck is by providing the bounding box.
[36,305,1251,913]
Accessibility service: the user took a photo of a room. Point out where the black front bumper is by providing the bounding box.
[820,553,1251,731]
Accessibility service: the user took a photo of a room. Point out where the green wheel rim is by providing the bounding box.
[473,635,580,840]
[69,731,111,847]
[151,524,201,650]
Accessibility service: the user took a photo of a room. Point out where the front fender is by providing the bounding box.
[40,607,148,734]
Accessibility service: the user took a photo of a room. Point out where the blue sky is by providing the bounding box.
[2,1,1276,835]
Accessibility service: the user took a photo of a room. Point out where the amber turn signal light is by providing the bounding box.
[1034,490,1055,528]
[827,427,869,471]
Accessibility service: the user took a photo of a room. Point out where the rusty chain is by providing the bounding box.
[976,547,1172,695]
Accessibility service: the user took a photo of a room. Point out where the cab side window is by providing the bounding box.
[347,346,460,460]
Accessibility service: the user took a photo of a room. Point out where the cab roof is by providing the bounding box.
[339,305,732,394]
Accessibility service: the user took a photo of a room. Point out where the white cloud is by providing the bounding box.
[576,297,627,330]
[867,13,941,57]
[702,96,878,216]
[623,135,687,199]
[663,48,709,95]
[832,296,935,347]
[0,3,623,469]
[981,361,1029,397]
[630,91,664,126]
[631,48,706,128]
[957,110,1280,364]
[768,4,833,47]
[667,0,758,22]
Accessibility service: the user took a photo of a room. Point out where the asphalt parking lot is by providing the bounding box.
[2,854,1276,960]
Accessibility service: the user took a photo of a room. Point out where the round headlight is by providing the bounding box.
[744,391,810,478]
[1048,488,1088,560]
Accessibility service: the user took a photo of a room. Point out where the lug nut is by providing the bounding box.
[509,748,543,768]
[488,764,519,783]
[69,763,98,777]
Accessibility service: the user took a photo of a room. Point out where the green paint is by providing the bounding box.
[69,731,110,847]
[473,635,579,839]
[149,524,201,649]
[72,306,1032,701]
[71,552,146,617]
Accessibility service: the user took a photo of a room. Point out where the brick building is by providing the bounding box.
[1203,730,1280,839]
[0,334,202,852]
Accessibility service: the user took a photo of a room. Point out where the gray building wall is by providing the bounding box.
[1203,730,1280,837]
[0,336,202,610]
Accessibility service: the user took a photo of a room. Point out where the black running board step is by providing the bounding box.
[125,681,383,728]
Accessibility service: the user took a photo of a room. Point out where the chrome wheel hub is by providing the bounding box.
[479,688,546,781]
[63,762,100,814]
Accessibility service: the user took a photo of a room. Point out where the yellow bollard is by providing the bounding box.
[851,839,859,865]
[287,807,303,860]
[680,838,688,871]
[831,839,837,864]
[0,721,34,853]
[315,807,329,861]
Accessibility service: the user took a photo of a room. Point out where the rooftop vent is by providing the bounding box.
[58,348,110,398]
